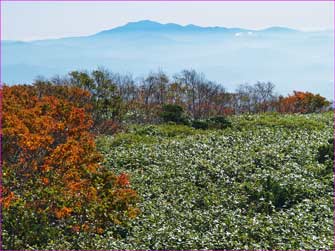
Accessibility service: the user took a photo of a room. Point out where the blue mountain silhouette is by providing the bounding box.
[3,20,333,99]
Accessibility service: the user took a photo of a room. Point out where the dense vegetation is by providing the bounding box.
[2,85,139,249]
[1,70,333,249]
[89,112,333,250]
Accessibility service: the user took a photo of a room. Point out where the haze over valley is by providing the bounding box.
[3,20,334,99]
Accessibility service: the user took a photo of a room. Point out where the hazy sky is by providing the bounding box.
[2,1,334,41]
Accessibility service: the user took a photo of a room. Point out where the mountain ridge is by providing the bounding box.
[3,20,333,100]
[95,20,298,36]
[3,20,304,43]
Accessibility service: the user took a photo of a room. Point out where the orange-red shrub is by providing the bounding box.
[277,91,330,113]
[1,84,139,247]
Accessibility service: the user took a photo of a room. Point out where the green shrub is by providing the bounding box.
[131,124,199,138]
[133,125,160,136]
[159,104,188,124]
[232,113,325,130]
[191,120,209,129]
[317,138,334,175]
[109,133,158,147]
[208,116,231,129]
[155,124,197,137]
[191,116,231,130]
[317,138,334,163]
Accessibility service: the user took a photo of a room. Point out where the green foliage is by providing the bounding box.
[96,124,201,149]
[94,112,333,250]
[160,104,188,124]
[207,116,232,129]
[191,119,209,129]
[68,69,124,129]
[231,112,326,130]
[317,138,334,175]
[317,138,334,163]
[107,133,159,147]
[132,124,198,138]
[191,116,231,130]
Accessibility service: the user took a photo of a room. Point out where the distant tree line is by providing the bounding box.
[33,68,330,130]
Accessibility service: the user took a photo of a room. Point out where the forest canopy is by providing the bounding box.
[32,68,331,128]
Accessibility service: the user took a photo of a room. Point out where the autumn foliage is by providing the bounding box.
[1,84,139,248]
[277,91,330,114]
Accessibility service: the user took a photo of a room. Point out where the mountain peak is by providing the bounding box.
[124,20,164,29]
[96,20,234,35]
[97,20,184,35]
[95,20,298,36]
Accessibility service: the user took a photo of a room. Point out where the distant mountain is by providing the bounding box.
[2,20,334,99]
[95,20,250,35]
[260,26,298,33]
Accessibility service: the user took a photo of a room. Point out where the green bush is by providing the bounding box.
[131,124,199,138]
[231,113,325,130]
[97,124,200,149]
[191,116,231,130]
[191,120,209,129]
[110,133,158,147]
[155,124,197,137]
[208,116,232,129]
[159,104,188,124]
[317,138,334,163]
[317,138,334,175]
[133,125,161,136]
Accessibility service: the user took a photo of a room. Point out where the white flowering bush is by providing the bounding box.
[44,112,334,249]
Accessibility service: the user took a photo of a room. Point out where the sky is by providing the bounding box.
[2,1,334,41]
